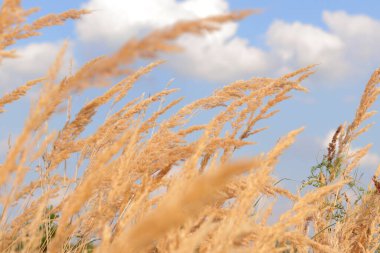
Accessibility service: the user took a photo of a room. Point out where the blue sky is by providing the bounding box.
[1,0,380,194]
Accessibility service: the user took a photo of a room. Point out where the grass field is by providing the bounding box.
[1,1,380,252]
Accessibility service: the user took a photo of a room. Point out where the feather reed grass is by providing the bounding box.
[0,2,380,253]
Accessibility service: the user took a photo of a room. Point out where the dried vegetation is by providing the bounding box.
[0,1,380,252]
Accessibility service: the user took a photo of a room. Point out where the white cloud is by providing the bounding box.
[267,21,343,62]
[323,11,380,72]
[76,0,269,82]
[0,42,74,91]
[76,0,228,47]
[171,24,269,82]
[266,20,348,80]
[323,11,380,41]
[75,1,380,84]
[265,11,380,82]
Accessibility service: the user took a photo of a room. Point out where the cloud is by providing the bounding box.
[266,20,348,80]
[0,42,74,91]
[76,0,228,47]
[75,1,380,84]
[320,130,380,169]
[171,24,269,82]
[323,11,380,73]
[264,11,380,82]
[76,0,269,82]
[265,12,380,82]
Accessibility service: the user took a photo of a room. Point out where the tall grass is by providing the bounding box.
[1,1,380,252]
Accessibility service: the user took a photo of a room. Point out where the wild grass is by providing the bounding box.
[0,1,380,252]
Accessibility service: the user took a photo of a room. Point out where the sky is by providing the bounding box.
[1,0,380,196]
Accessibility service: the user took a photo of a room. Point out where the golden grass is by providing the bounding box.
[0,1,380,252]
